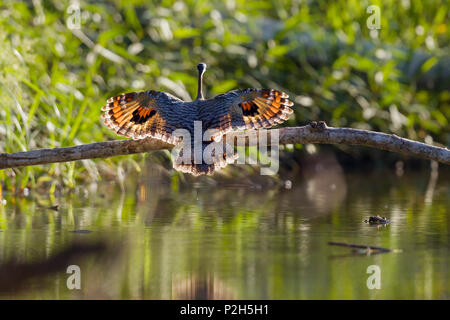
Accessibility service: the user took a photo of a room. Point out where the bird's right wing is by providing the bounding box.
[101,90,184,144]
[204,88,294,136]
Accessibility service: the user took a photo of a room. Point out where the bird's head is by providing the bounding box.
[197,63,207,76]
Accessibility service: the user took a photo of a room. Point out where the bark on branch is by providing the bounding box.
[0,124,449,170]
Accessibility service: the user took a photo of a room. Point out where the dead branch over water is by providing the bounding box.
[0,123,449,170]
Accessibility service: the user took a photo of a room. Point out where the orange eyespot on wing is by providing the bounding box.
[207,88,294,137]
[239,89,293,129]
[131,106,157,124]
[101,91,179,144]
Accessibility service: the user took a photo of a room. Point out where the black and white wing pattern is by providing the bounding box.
[101,90,185,144]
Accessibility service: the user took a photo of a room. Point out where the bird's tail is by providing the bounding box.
[173,142,236,176]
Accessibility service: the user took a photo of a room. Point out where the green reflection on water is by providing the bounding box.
[0,168,449,299]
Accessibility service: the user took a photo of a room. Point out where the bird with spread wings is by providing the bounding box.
[101,63,294,176]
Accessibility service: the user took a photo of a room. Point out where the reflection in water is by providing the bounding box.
[301,152,347,215]
[0,163,449,299]
[424,161,439,204]
[0,241,111,294]
[172,274,235,300]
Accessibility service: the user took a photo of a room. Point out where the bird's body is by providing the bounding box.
[101,63,294,175]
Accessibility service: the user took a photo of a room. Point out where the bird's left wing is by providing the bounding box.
[203,88,294,136]
[101,90,184,144]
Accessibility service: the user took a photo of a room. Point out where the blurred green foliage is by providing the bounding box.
[0,0,449,188]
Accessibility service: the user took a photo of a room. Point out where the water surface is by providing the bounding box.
[0,166,449,299]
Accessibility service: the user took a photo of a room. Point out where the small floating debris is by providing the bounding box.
[284,180,292,189]
[70,229,92,234]
[364,216,390,225]
[328,241,401,254]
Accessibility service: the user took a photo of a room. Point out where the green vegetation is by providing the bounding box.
[0,0,449,189]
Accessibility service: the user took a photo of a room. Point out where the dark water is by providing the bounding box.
[0,165,449,299]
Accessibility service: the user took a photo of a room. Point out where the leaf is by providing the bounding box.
[173,28,201,39]
[211,80,237,94]
[267,45,290,58]
[421,56,438,74]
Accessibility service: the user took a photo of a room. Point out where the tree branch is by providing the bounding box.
[0,124,449,170]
